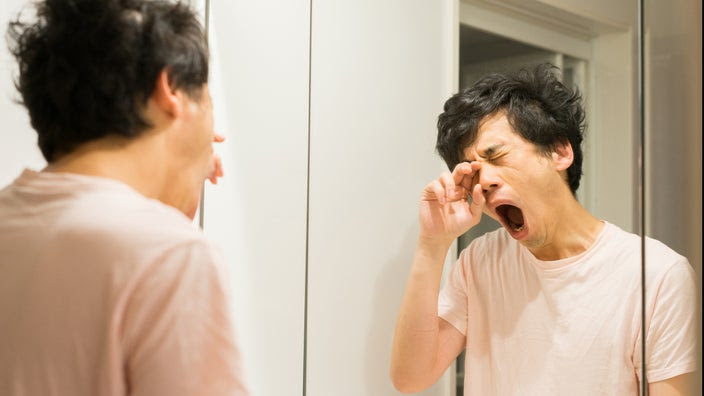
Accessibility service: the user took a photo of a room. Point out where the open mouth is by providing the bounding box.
[496,204,525,233]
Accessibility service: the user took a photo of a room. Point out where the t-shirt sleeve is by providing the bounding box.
[121,239,248,396]
[438,249,470,335]
[639,258,697,383]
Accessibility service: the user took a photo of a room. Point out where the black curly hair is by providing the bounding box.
[436,64,586,194]
[6,0,209,162]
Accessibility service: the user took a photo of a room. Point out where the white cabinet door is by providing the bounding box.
[203,1,310,395]
[306,1,457,394]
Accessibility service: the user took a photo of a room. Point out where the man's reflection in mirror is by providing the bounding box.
[391,64,696,395]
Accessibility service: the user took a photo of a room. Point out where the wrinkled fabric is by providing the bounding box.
[439,222,696,395]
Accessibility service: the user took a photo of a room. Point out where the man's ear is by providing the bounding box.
[552,141,574,171]
[152,69,182,117]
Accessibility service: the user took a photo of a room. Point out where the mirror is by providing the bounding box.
[198,0,701,394]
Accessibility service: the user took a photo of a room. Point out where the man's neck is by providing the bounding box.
[527,195,605,261]
[45,133,172,206]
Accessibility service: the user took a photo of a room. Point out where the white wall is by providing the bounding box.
[202,1,310,395]
[588,31,637,232]
[0,0,45,186]
[305,1,456,395]
[537,0,634,29]
[461,51,562,88]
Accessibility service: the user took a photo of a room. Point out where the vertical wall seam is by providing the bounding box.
[199,0,211,230]
[303,0,313,394]
[637,0,647,393]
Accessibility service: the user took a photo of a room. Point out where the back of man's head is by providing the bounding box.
[7,0,209,163]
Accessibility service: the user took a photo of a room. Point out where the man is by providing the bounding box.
[390,65,696,395]
[0,0,247,394]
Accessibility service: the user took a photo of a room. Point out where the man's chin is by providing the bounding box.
[182,184,203,221]
[184,203,199,220]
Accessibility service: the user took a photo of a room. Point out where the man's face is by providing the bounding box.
[463,112,570,249]
[185,86,215,176]
[171,85,216,218]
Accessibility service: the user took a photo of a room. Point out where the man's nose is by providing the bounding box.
[478,165,501,193]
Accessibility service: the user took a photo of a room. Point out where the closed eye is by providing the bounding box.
[486,153,507,164]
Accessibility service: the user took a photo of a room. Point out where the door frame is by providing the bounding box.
[457,0,637,233]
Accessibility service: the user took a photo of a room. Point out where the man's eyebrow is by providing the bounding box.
[478,144,503,158]
[462,144,505,163]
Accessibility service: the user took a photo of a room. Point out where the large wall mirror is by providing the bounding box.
[198,1,701,394]
[197,0,701,394]
[0,0,699,394]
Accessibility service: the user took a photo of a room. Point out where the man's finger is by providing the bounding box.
[439,171,454,189]
[423,180,446,205]
[451,162,473,184]
[469,183,485,214]
[453,161,481,190]
[207,154,224,184]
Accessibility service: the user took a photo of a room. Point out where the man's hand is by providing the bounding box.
[419,161,485,246]
[390,162,484,393]
[207,133,225,185]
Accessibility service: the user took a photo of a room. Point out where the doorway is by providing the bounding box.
[455,24,588,396]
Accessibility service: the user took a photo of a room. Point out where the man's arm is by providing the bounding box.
[390,162,484,393]
[641,259,697,396]
[649,373,694,396]
[123,240,248,396]
[390,239,468,393]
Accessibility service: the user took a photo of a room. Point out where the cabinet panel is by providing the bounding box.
[306,1,456,394]
[203,1,310,394]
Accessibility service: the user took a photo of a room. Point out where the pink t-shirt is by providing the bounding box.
[439,222,696,395]
[0,169,248,396]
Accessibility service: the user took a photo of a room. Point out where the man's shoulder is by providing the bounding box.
[467,227,516,252]
[459,227,520,265]
[0,173,222,294]
[644,236,687,263]
[603,222,688,267]
[4,171,210,262]
[55,189,223,287]
[597,223,691,291]
[643,236,690,283]
[71,186,205,251]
